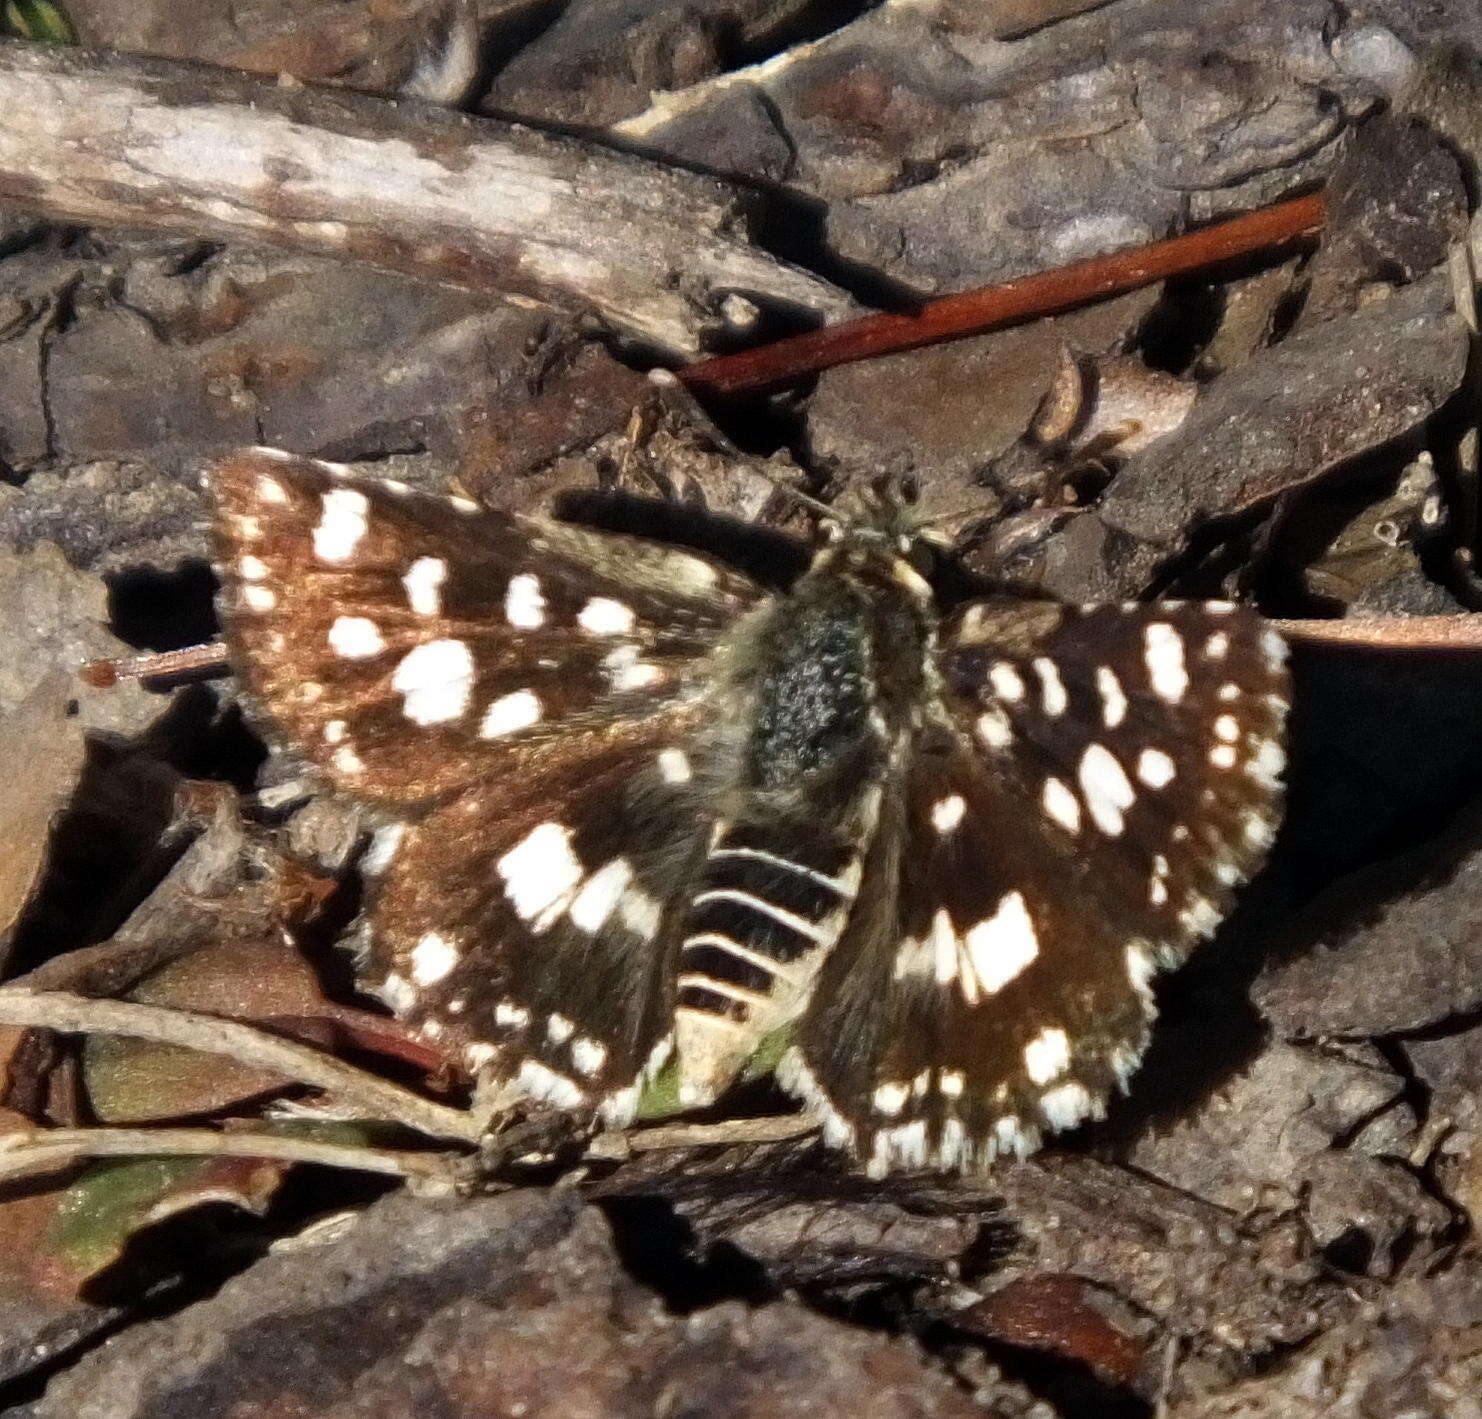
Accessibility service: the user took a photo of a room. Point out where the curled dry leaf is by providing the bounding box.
[952,1274,1147,1387]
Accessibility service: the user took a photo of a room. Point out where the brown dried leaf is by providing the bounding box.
[0,672,86,964]
[82,941,332,1124]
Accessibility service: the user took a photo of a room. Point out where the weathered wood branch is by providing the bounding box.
[0,40,856,357]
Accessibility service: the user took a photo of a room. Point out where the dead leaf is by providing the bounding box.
[0,672,86,964]
[82,941,335,1124]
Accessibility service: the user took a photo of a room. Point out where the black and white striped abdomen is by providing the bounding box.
[678,823,863,1015]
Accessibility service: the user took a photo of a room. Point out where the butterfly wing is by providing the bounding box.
[786,600,1288,1174]
[209,448,765,805]
[361,702,714,1121]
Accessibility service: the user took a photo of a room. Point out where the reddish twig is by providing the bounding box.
[81,642,230,688]
[681,194,1326,398]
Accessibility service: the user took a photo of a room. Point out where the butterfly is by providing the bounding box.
[208,446,1288,1175]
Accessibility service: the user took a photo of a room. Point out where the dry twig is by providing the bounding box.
[0,989,482,1144]
[0,40,853,357]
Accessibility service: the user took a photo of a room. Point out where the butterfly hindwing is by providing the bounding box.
[209,448,763,804]
[361,703,716,1121]
[787,600,1288,1174]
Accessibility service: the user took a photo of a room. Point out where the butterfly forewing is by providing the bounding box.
[209,449,762,804]
[788,599,1287,1175]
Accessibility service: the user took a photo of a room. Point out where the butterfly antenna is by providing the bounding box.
[913,500,995,529]
[757,472,851,526]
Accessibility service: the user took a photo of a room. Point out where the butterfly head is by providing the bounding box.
[811,483,952,607]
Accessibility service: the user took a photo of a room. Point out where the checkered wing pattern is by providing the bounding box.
[786,599,1287,1175]
[211,447,1290,1172]
[209,449,762,805]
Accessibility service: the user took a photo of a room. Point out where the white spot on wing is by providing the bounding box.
[963,890,1038,994]
[569,858,634,933]
[479,688,542,738]
[577,597,637,636]
[1041,1081,1095,1130]
[872,1081,908,1117]
[1214,714,1240,743]
[360,822,406,876]
[1042,777,1081,834]
[378,973,414,1012]
[1032,658,1068,716]
[328,615,385,659]
[931,794,967,833]
[657,748,692,783]
[1024,1025,1071,1085]
[1143,623,1188,703]
[1260,626,1287,669]
[332,745,364,775]
[256,475,289,504]
[242,585,277,611]
[517,1058,584,1109]
[392,639,475,724]
[504,573,546,628]
[496,822,583,930]
[313,488,369,562]
[546,1013,575,1044]
[1095,666,1127,727]
[403,556,447,616]
[571,1037,608,1076]
[240,555,268,581]
[605,645,664,692]
[410,931,458,985]
[1136,747,1176,788]
[1078,744,1135,836]
[930,909,958,986]
[1126,941,1158,999]
[619,887,663,940]
[1247,736,1285,788]
[989,662,1025,702]
[976,705,1012,749]
[495,1000,530,1029]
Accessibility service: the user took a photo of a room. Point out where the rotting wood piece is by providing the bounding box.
[0,40,855,358]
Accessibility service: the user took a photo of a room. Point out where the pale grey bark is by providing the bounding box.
[0,41,856,356]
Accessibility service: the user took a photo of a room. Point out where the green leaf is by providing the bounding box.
[49,1157,223,1282]
[3,0,76,43]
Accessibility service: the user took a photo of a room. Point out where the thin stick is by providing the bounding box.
[587,1112,817,1160]
[680,194,1327,398]
[1274,615,1482,650]
[81,642,230,688]
[0,990,483,1145]
[0,1125,467,1188]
